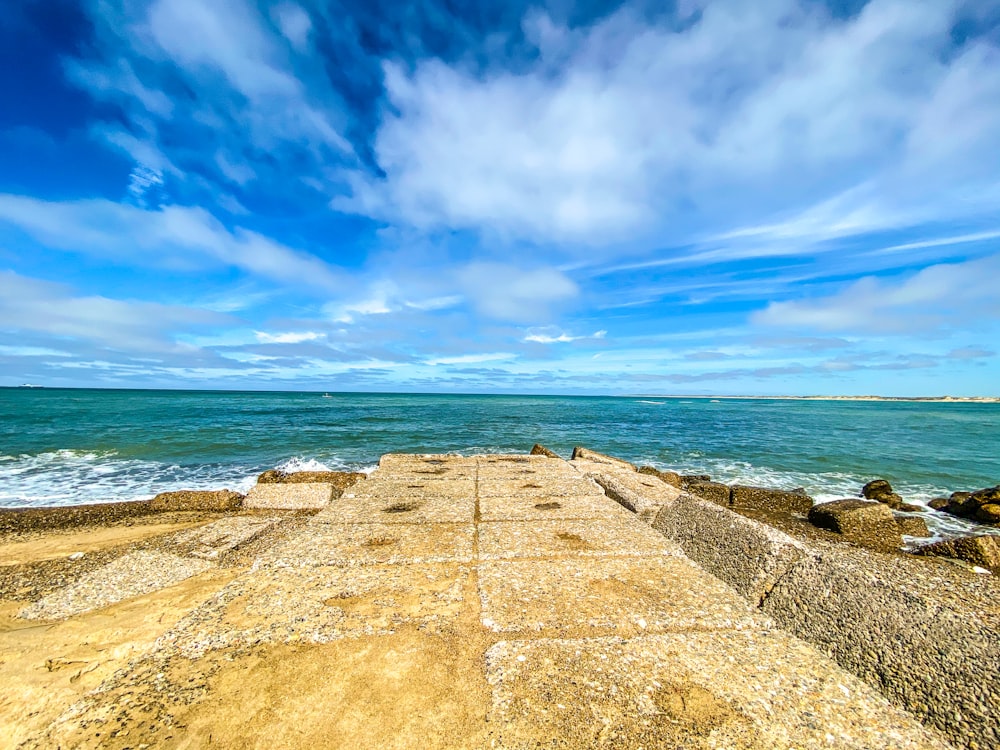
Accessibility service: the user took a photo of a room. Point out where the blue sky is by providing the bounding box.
[1,0,998,395]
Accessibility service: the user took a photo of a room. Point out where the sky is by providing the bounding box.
[0,0,998,396]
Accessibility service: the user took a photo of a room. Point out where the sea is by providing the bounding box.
[2,388,998,540]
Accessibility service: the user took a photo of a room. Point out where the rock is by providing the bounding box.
[680,474,712,486]
[898,503,925,513]
[914,535,1000,573]
[928,497,950,511]
[861,479,903,509]
[529,444,560,458]
[731,485,812,514]
[637,466,682,488]
[808,499,903,551]
[684,481,730,507]
[975,504,1000,524]
[896,516,931,538]
[943,487,1000,524]
[148,489,244,512]
[945,491,976,518]
[257,470,365,495]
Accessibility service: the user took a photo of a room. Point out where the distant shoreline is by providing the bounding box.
[630,395,1000,403]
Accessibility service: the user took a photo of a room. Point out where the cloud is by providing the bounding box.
[337,0,1000,249]
[523,327,606,344]
[425,353,516,366]
[752,253,1000,333]
[0,271,228,352]
[458,264,577,321]
[0,194,344,291]
[254,331,324,344]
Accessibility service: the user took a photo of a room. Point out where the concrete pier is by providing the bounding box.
[1,453,955,748]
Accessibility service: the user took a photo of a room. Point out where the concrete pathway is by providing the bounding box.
[27,454,951,749]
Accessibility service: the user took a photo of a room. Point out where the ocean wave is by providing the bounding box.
[636,400,666,405]
[0,449,378,508]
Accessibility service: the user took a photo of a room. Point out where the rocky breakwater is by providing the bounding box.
[563,448,998,750]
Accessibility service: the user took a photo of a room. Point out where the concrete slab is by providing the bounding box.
[243,483,333,510]
[477,478,604,498]
[485,633,951,750]
[478,556,769,634]
[349,479,475,500]
[313,493,475,524]
[170,563,470,656]
[478,518,683,561]
[478,492,631,522]
[255,522,475,567]
[19,551,212,620]
[170,516,281,560]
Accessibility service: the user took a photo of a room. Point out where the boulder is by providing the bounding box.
[861,479,903,509]
[914,535,1000,572]
[680,474,712,486]
[898,503,925,513]
[928,497,950,511]
[808,499,903,551]
[684,481,730,507]
[943,487,1000,524]
[637,466,683,488]
[731,485,812,514]
[529,444,560,459]
[895,516,931,538]
[148,489,244,512]
[257,470,365,495]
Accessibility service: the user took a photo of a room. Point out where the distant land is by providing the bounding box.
[633,395,1000,403]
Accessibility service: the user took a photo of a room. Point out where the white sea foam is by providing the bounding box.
[0,450,378,508]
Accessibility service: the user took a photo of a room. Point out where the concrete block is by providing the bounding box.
[652,493,807,603]
[685,480,731,506]
[587,471,681,524]
[731,484,812,514]
[570,446,637,470]
[478,517,682,561]
[761,549,1000,748]
[243,483,333,510]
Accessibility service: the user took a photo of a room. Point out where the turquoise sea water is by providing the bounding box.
[1,388,997,537]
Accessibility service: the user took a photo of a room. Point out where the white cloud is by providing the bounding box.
[524,327,607,343]
[338,0,1000,249]
[0,271,227,352]
[273,3,312,51]
[458,264,578,321]
[425,353,515,366]
[254,331,324,344]
[0,194,344,291]
[752,253,1000,333]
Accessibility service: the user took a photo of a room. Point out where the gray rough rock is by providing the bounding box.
[914,535,1000,572]
[895,516,931,538]
[637,465,683,488]
[148,489,244,512]
[529,444,560,458]
[731,485,812,514]
[928,497,950,511]
[256,470,365,495]
[861,479,903,509]
[684,480,731,506]
[808,499,903,551]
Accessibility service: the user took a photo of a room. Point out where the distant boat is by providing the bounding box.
[322,393,332,398]
[18,383,43,388]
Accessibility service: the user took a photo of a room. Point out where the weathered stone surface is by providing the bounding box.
[976,503,1000,523]
[587,470,681,524]
[731,484,812,514]
[243,483,333,510]
[684,480,731,506]
[638,465,683,488]
[652,493,807,603]
[256,470,365,495]
[148,489,244,512]
[760,547,1000,747]
[861,479,904,509]
[941,487,1000,525]
[680,473,712,485]
[928,497,950,511]
[528,443,560,458]
[808,499,903,551]
[944,491,976,517]
[914,535,1000,572]
[895,516,931,538]
[570,446,637,470]
[897,502,925,513]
